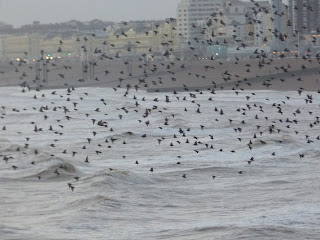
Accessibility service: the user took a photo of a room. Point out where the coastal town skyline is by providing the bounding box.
[0,0,290,27]
[0,0,180,27]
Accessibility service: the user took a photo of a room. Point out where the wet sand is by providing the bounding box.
[0,57,319,92]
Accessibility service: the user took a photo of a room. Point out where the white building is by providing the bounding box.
[176,0,224,45]
[224,0,248,25]
[254,11,272,47]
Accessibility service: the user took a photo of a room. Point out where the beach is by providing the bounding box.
[1,57,320,92]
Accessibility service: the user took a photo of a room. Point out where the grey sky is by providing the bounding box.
[0,0,180,27]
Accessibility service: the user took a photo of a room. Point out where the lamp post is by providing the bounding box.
[124,41,136,76]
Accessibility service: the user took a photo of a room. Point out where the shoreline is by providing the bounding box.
[1,58,320,92]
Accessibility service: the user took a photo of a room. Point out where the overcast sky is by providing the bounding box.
[0,0,180,27]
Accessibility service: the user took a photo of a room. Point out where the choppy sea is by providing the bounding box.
[0,87,319,240]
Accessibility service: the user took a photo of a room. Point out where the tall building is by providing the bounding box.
[254,11,273,47]
[271,0,284,33]
[224,0,247,25]
[271,0,285,50]
[288,0,320,34]
[176,0,224,45]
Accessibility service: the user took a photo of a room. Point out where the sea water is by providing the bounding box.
[0,87,319,240]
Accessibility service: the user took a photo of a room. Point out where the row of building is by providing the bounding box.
[0,20,178,62]
[0,0,320,61]
[288,0,320,35]
[176,0,320,56]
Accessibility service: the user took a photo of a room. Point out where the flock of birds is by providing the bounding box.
[1,0,320,193]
